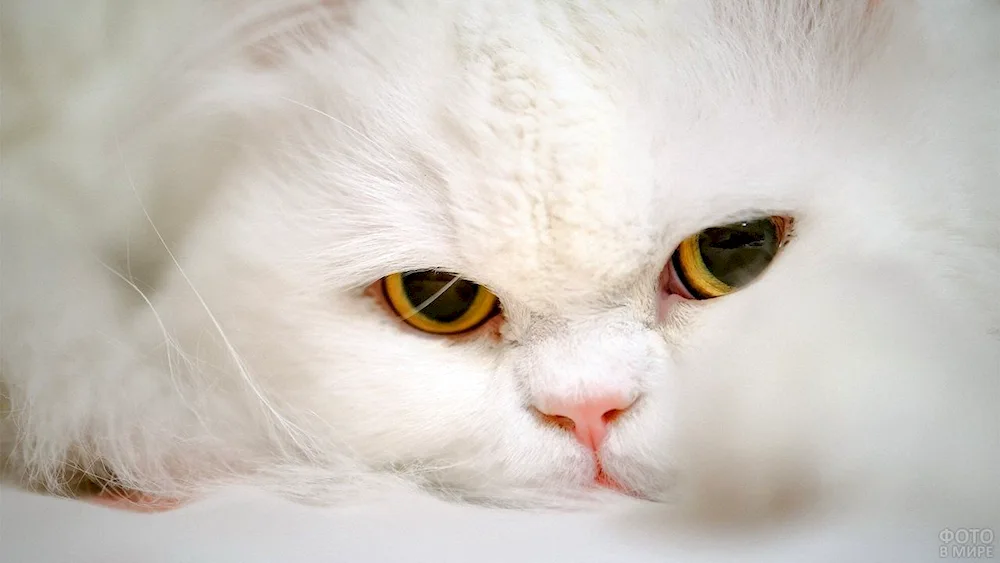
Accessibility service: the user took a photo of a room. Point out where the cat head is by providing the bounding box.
[181,0,999,513]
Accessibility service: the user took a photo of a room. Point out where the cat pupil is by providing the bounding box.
[705,228,765,250]
[401,272,478,322]
[698,219,779,288]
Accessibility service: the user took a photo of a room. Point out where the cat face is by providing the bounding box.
[174,0,999,510]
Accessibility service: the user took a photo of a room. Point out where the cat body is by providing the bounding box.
[2,0,998,524]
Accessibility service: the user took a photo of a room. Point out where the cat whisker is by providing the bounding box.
[96,261,202,424]
[114,138,320,462]
[279,97,407,176]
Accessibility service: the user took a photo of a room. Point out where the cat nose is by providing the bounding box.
[535,394,636,451]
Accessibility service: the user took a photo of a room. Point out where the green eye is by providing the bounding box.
[382,271,498,334]
[671,216,791,299]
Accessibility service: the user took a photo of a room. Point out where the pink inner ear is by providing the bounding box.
[84,490,183,513]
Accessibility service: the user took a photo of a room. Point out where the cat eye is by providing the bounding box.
[381,271,499,335]
[669,216,792,299]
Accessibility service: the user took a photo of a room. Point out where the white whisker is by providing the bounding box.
[279,96,407,179]
[113,137,318,460]
[402,274,461,321]
[96,261,203,425]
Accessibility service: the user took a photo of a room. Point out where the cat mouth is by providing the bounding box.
[593,457,631,495]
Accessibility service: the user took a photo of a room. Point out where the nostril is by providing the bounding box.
[601,408,627,425]
[533,410,576,432]
[531,394,639,451]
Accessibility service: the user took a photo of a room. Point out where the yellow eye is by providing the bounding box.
[382,271,499,335]
[670,216,792,299]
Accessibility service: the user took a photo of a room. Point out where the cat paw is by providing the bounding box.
[83,488,184,513]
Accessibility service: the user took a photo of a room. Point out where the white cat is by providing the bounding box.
[2,0,998,527]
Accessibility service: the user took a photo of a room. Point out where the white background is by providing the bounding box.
[1,485,937,563]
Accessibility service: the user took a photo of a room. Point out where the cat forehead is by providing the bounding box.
[292,0,890,301]
[412,4,865,302]
[439,57,662,302]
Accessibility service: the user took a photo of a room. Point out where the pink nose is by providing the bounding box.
[536,394,636,451]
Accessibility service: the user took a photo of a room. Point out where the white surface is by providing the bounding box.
[0,485,938,563]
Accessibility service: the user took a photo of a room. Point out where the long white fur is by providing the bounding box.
[2,0,998,526]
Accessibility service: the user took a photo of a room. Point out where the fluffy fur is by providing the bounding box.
[2,0,998,526]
